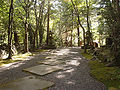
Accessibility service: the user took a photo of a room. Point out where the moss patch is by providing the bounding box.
[89,60,120,90]
[81,49,120,90]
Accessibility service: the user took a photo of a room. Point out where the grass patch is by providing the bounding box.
[89,60,120,90]
[0,49,46,66]
[12,52,34,61]
[81,49,93,60]
[0,59,20,66]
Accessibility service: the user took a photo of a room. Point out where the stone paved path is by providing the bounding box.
[0,47,107,90]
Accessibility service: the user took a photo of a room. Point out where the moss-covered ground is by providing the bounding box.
[81,49,93,60]
[81,49,120,90]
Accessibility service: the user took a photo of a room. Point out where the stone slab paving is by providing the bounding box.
[0,76,54,90]
[23,64,63,76]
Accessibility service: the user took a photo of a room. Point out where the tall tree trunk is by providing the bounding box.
[77,25,80,47]
[77,15,86,52]
[86,0,90,45]
[14,31,19,46]
[71,0,86,53]
[34,0,39,48]
[8,0,14,59]
[46,0,50,45]
[29,25,35,49]
[24,0,29,52]
[65,29,68,47]
[86,0,90,33]
[39,23,43,45]
[71,9,74,47]
[86,0,93,46]
[24,18,29,52]
[39,0,45,46]
[71,30,73,47]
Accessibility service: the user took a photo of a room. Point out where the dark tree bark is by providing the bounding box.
[86,0,90,45]
[14,31,19,46]
[24,19,29,52]
[24,0,30,52]
[7,0,14,59]
[34,0,39,48]
[70,30,73,47]
[65,29,68,47]
[39,0,45,46]
[77,15,86,53]
[77,25,80,47]
[28,24,35,50]
[86,0,93,46]
[46,0,50,45]
[71,9,74,47]
[86,0,90,32]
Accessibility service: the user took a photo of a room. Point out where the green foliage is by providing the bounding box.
[0,0,99,48]
[0,0,9,44]
[98,0,120,62]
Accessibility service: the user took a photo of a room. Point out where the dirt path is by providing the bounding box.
[0,47,107,90]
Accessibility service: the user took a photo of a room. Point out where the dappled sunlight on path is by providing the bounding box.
[44,47,107,90]
[51,48,70,56]
[66,60,80,66]
[0,56,34,73]
[0,47,107,90]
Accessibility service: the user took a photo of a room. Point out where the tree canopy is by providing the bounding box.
[0,0,120,64]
